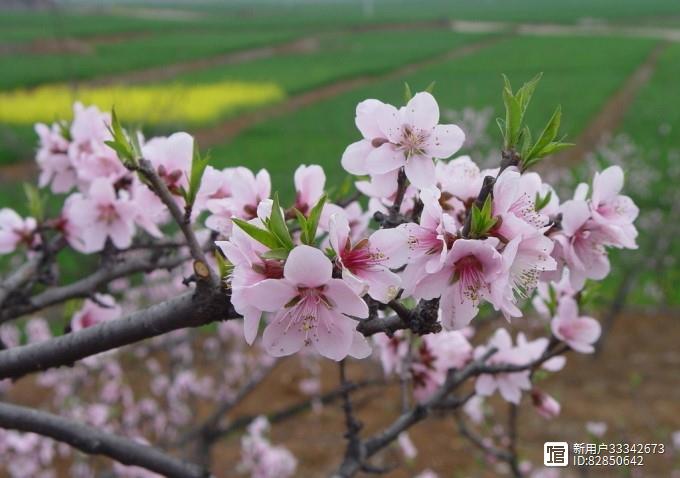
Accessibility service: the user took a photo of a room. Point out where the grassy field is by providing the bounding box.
[205,35,657,199]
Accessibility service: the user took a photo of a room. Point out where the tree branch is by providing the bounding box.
[138,159,217,285]
[0,250,190,323]
[0,401,208,478]
[0,287,236,380]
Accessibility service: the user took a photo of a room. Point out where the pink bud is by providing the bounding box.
[531,389,561,419]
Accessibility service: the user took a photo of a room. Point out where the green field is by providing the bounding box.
[1,0,679,308]
[205,35,657,199]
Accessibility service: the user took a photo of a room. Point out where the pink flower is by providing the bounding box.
[68,103,126,186]
[328,213,405,303]
[0,209,37,254]
[206,167,270,235]
[413,330,473,401]
[474,329,534,404]
[342,92,465,188]
[530,389,561,419]
[554,199,613,290]
[414,470,439,478]
[398,432,417,460]
[493,233,556,320]
[35,122,76,193]
[142,132,194,195]
[551,298,601,353]
[532,269,576,319]
[293,164,325,214]
[239,416,297,478]
[589,165,638,248]
[398,188,459,297]
[65,177,137,252]
[373,331,409,376]
[585,421,607,437]
[194,166,233,213]
[492,170,549,240]
[463,395,485,424]
[414,238,503,330]
[71,294,121,331]
[242,245,368,360]
[436,155,484,207]
[216,223,282,345]
[129,177,168,238]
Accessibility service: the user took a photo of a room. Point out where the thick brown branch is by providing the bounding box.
[0,401,208,478]
[0,287,237,380]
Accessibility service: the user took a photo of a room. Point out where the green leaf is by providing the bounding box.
[261,248,290,260]
[269,193,294,250]
[232,218,280,250]
[294,209,310,244]
[469,196,498,238]
[23,183,45,221]
[181,142,210,208]
[520,125,532,159]
[515,72,542,118]
[534,190,552,212]
[535,141,573,158]
[214,251,233,279]
[527,105,562,161]
[496,118,506,142]
[425,80,436,93]
[104,107,135,165]
[502,80,521,148]
[403,82,413,103]
[304,193,326,245]
[58,120,72,141]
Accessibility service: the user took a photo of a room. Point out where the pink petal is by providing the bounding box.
[284,245,332,288]
[361,268,401,303]
[262,313,306,357]
[329,213,350,255]
[426,124,465,158]
[241,279,297,312]
[404,155,436,189]
[559,200,590,236]
[368,227,409,268]
[324,279,368,318]
[355,99,385,139]
[375,103,403,143]
[366,143,404,175]
[592,165,624,205]
[341,140,372,175]
[475,374,497,396]
[440,286,478,330]
[242,308,262,345]
[348,331,372,359]
[314,308,355,360]
[403,92,439,130]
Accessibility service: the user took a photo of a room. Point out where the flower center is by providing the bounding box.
[400,126,429,157]
[453,255,485,302]
[341,240,384,272]
[97,204,119,225]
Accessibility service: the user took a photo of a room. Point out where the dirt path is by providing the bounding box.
[0,31,151,55]
[193,35,506,147]
[549,41,668,168]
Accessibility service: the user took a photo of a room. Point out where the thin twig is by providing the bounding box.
[138,158,217,285]
[0,251,190,323]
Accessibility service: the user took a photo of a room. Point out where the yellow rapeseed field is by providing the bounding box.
[0,81,285,125]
